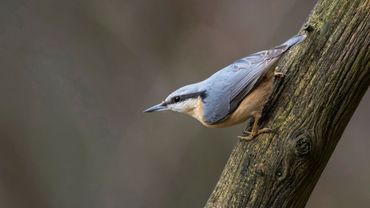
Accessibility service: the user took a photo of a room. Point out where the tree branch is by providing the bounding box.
[205,0,370,207]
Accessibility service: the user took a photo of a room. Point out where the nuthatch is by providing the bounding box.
[144,33,306,140]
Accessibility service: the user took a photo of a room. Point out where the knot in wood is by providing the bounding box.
[294,132,312,157]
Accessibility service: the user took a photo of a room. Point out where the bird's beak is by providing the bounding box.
[143,102,167,113]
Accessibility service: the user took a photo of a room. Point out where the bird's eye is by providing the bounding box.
[173,96,181,103]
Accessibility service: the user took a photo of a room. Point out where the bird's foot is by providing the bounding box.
[274,71,285,78]
[274,67,285,78]
[238,128,272,141]
[237,135,255,141]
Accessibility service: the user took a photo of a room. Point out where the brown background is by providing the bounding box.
[0,0,369,207]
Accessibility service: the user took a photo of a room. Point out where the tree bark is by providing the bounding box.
[205,0,370,207]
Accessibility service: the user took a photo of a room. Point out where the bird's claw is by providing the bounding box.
[238,128,273,141]
[238,135,255,141]
[274,71,285,78]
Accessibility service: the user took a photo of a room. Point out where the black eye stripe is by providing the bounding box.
[168,91,207,104]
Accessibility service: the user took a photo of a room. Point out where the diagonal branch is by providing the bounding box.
[205,0,370,207]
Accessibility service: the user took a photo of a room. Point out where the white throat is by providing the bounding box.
[167,98,199,113]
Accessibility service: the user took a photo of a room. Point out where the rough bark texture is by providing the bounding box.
[205,0,370,207]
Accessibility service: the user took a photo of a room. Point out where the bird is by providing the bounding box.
[144,33,306,140]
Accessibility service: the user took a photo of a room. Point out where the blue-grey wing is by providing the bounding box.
[202,55,278,125]
[202,34,307,124]
[228,34,306,113]
[228,55,280,111]
[203,56,275,124]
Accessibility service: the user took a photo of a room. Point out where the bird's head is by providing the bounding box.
[144,83,206,115]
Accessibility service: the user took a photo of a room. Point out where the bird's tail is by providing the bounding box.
[260,33,306,60]
[279,33,307,50]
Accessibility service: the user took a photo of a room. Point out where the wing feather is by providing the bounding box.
[202,34,306,124]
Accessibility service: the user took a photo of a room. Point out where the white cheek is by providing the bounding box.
[168,99,198,113]
[168,102,187,112]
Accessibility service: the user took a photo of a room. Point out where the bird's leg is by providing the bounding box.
[238,112,272,141]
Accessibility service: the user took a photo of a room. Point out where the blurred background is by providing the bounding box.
[0,0,369,207]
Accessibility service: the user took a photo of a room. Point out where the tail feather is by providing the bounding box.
[280,33,307,49]
[236,33,307,66]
